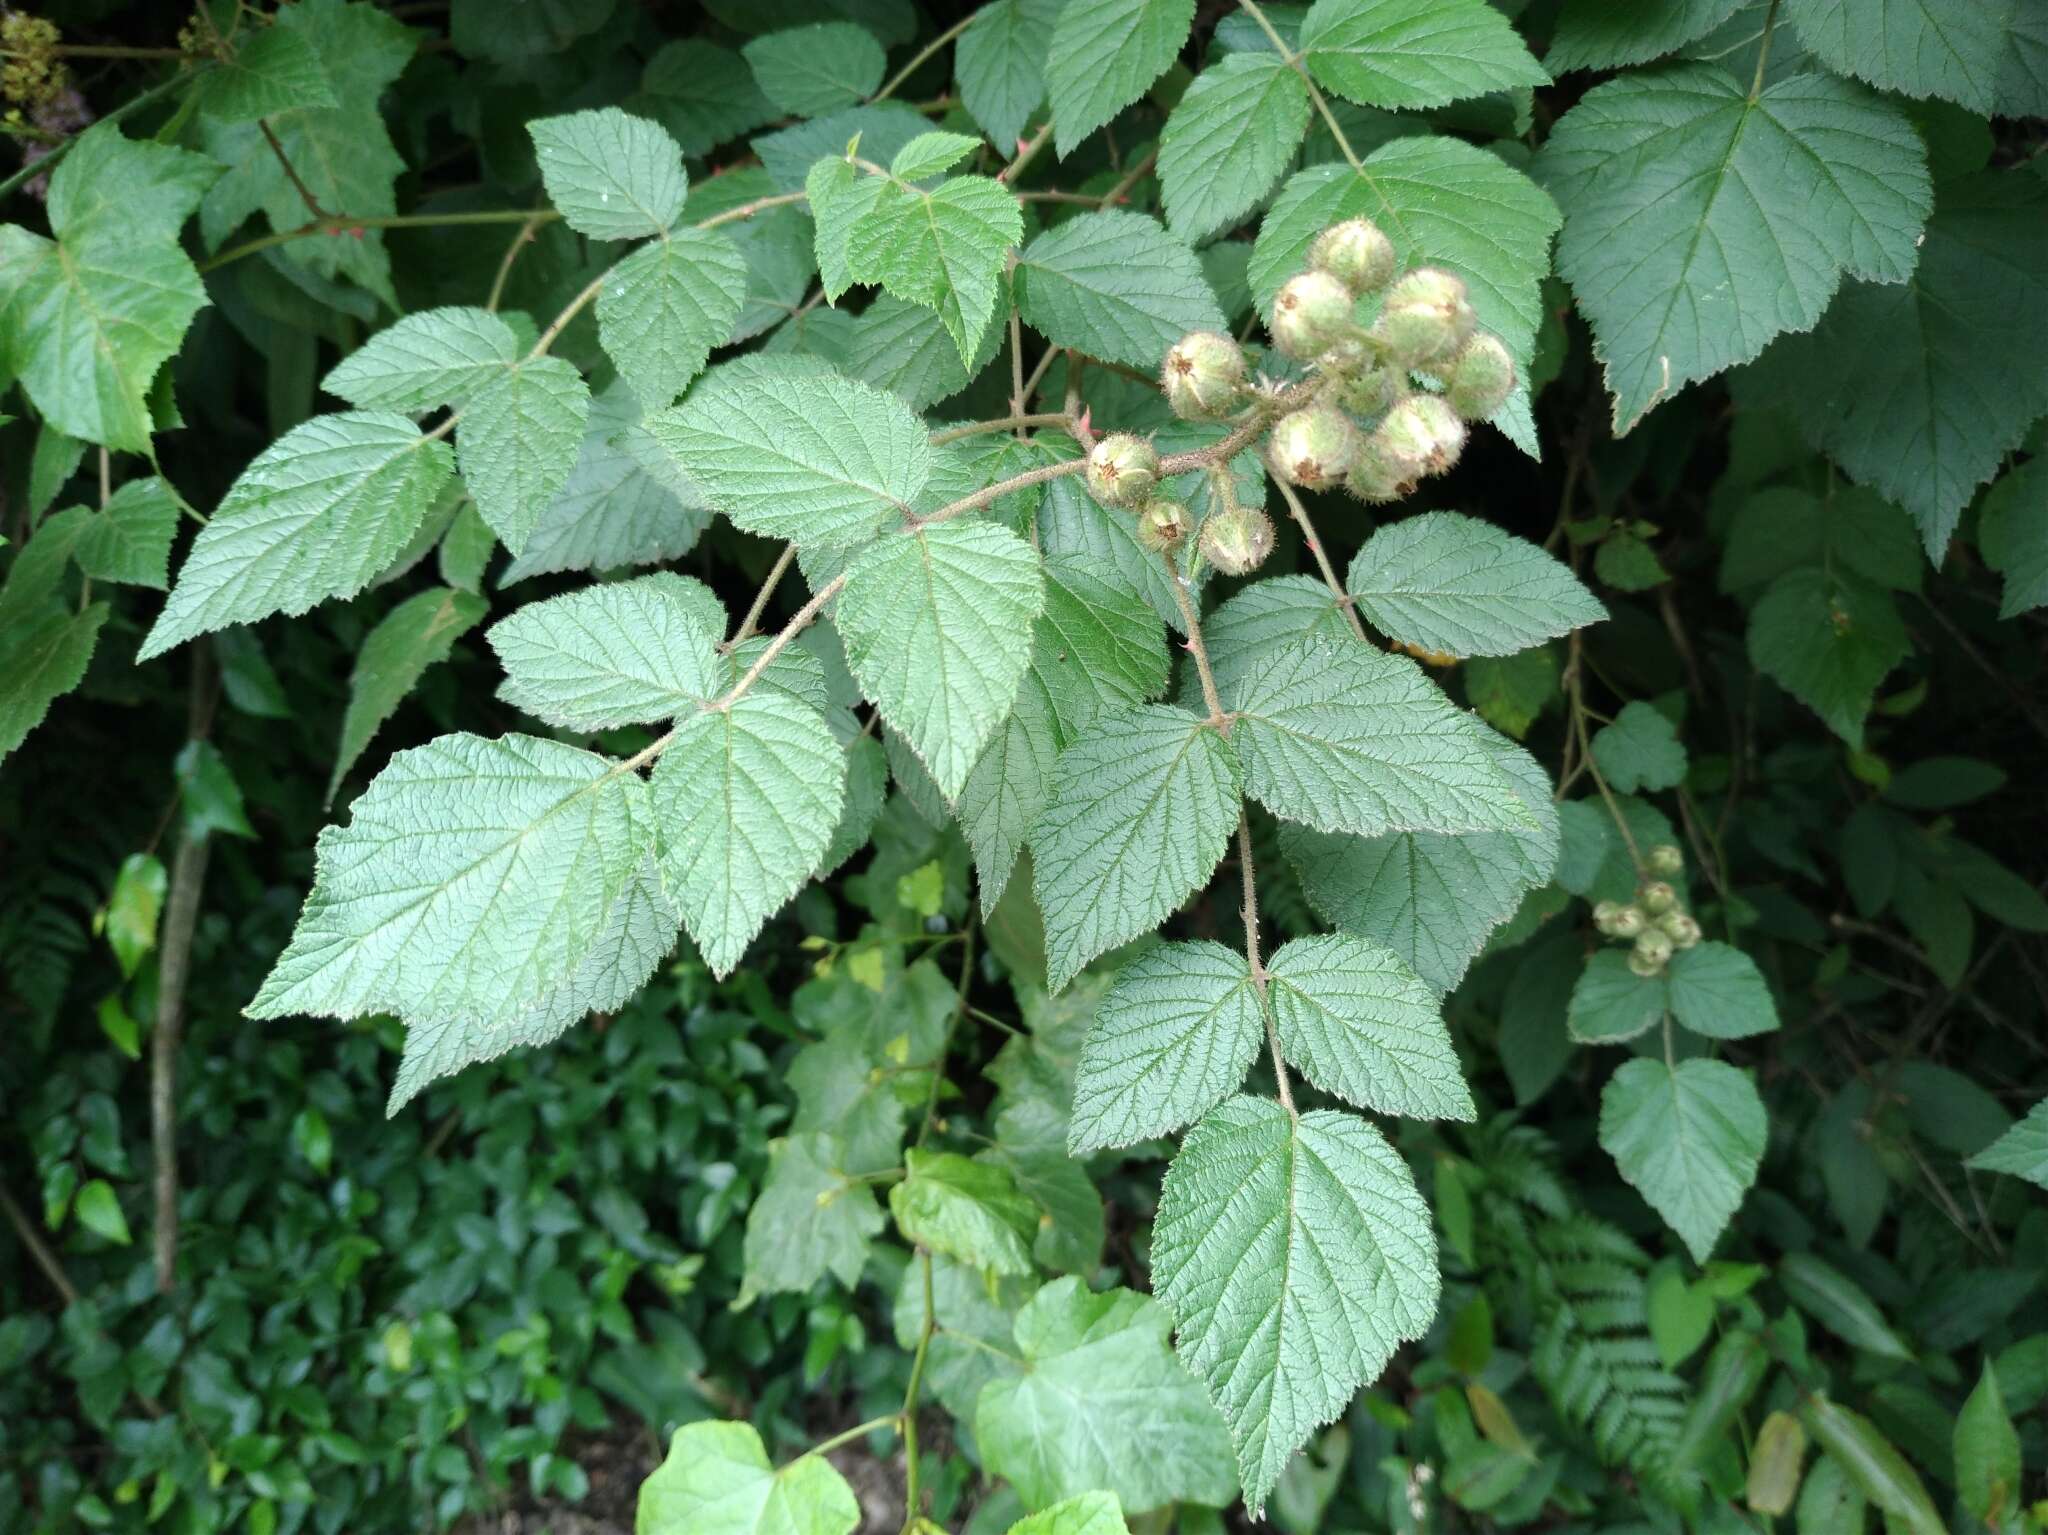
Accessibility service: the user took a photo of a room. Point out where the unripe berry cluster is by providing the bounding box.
[1592,844,1700,977]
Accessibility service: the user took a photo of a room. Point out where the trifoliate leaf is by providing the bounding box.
[1030,705,1242,991]
[637,1421,860,1535]
[1544,0,1747,72]
[529,107,687,241]
[330,587,488,804]
[743,23,887,116]
[1153,1097,1438,1512]
[976,1278,1238,1513]
[837,520,1045,799]
[651,690,845,977]
[1045,0,1196,156]
[1966,1098,2048,1189]
[1068,941,1261,1152]
[1667,940,1779,1040]
[1298,0,1548,109]
[74,477,179,590]
[142,413,454,658]
[890,1149,1038,1274]
[1015,211,1230,373]
[1746,568,1909,748]
[597,228,749,409]
[1281,731,1558,994]
[1590,700,1686,793]
[1159,54,1310,243]
[322,307,519,415]
[846,172,1024,366]
[739,1133,886,1303]
[1225,635,1534,838]
[0,604,107,765]
[1004,1493,1128,1535]
[1977,461,2048,619]
[458,357,590,553]
[1538,65,1931,433]
[649,363,931,547]
[1267,933,1473,1120]
[958,0,1064,152]
[1346,511,1607,659]
[197,23,339,122]
[958,676,1060,912]
[490,573,723,731]
[1600,1057,1765,1264]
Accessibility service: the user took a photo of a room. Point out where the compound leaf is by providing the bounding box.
[1298,0,1548,109]
[1159,54,1310,243]
[597,228,750,409]
[1045,0,1196,156]
[458,356,591,553]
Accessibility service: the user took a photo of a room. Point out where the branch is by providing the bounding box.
[1267,465,1369,641]
[0,1182,79,1307]
[258,118,328,218]
[731,543,798,647]
[1166,548,1227,723]
[872,11,975,104]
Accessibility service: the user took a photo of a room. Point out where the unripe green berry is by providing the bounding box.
[1592,899,1624,934]
[1628,945,1666,979]
[1438,332,1517,420]
[1640,881,1678,916]
[1345,434,1421,504]
[1271,270,1356,359]
[1162,330,1247,420]
[1134,498,1189,552]
[1198,506,1275,576]
[1633,928,1675,969]
[1085,432,1160,508]
[1647,843,1685,878]
[1308,218,1397,296]
[1333,360,1406,419]
[1659,910,1702,949]
[1268,403,1361,489]
[1608,904,1647,939]
[1371,266,1474,368]
[1371,394,1466,480]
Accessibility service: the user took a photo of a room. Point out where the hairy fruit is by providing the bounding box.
[1647,843,1686,878]
[1439,332,1517,420]
[1660,910,1703,949]
[1309,218,1397,296]
[1199,506,1275,576]
[1333,360,1406,418]
[1135,498,1189,551]
[1640,881,1678,915]
[1085,432,1161,508]
[1372,394,1466,480]
[1163,331,1248,420]
[1268,403,1361,489]
[1633,928,1675,970]
[1271,270,1357,360]
[1371,266,1473,367]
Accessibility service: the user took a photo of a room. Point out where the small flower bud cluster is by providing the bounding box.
[2,14,66,111]
[1591,844,1701,977]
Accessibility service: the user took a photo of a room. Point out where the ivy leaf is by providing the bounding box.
[529,107,687,241]
[1590,700,1686,793]
[490,573,723,731]
[1667,941,1780,1040]
[458,358,591,554]
[846,172,1024,367]
[1966,1098,2048,1189]
[597,228,750,409]
[1068,941,1261,1152]
[330,586,489,804]
[743,23,887,116]
[322,307,519,415]
[1298,0,1548,109]
[1015,210,1231,372]
[739,1133,886,1303]
[141,413,454,659]
[957,0,1064,152]
[1267,933,1474,1120]
[837,520,1045,799]
[1030,705,1242,991]
[649,363,931,547]
[1537,65,1931,432]
[1159,54,1310,243]
[74,477,179,591]
[1045,0,1197,155]
[1225,635,1534,839]
[637,1421,860,1535]
[1544,0,1748,72]
[1153,1097,1438,1512]
[1005,1494,1128,1535]
[651,690,845,978]
[1345,511,1606,659]
[976,1277,1238,1513]
[0,604,107,764]
[890,1149,1038,1274]
[1746,569,1909,748]
[197,23,339,122]
[1600,1057,1766,1264]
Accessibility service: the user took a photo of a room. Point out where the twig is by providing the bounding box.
[0,69,205,204]
[731,543,798,646]
[1268,467,1368,641]
[485,208,549,312]
[1167,550,1227,722]
[258,118,328,219]
[997,119,1055,185]
[872,12,975,105]
[0,1183,79,1306]
[928,412,1072,446]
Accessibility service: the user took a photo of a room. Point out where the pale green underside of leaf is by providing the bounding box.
[744,23,887,116]
[1746,569,1909,748]
[845,173,1024,367]
[957,0,1063,151]
[637,1421,861,1535]
[1346,510,1607,658]
[1600,1057,1766,1264]
[1031,705,1242,991]
[837,519,1045,799]
[330,586,489,803]
[1966,1098,2048,1189]
[1046,0,1197,156]
[958,676,1060,913]
[1153,1097,1438,1512]
[1667,940,1780,1039]
[1030,556,1172,733]
[1200,576,1354,703]
[1590,699,1686,793]
[1299,0,1549,110]
[457,356,592,553]
[1544,0,1746,72]
[491,572,724,731]
[530,107,687,241]
[142,412,454,659]
[0,603,107,765]
[1159,54,1310,242]
[739,1132,887,1303]
[596,228,750,409]
[322,306,518,414]
[1005,1493,1130,1535]
[1538,65,1931,432]
[1015,210,1231,372]
[1783,0,2047,116]
[1068,940,1261,1152]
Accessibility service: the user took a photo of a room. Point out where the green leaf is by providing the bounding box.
[650,362,930,547]
[1267,932,1474,1120]
[1782,0,2032,115]
[958,678,1060,911]
[638,39,780,157]
[1744,172,2048,559]
[329,586,489,804]
[1746,569,1909,748]
[651,690,845,978]
[1281,731,1558,994]
[458,357,592,553]
[1967,1097,2048,1189]
[1600,1057,1766,1264]
[104,854,167,979]
[1030,555,1171,734]
[1591,701,1685,793]
[142,413,454,659]
[1068,940,1261,1152]
[1298,0,1548,109]
[0,604,107,764]
[451,0,613,59]
[1345,511,1606,659]
[1003,1493,1128,1535]
[845,293,1002,410]
[1955,1361,2022,1523]
[1014,210,1231,371]
[892,131,984,182]
[895,1253,1033,1419]
[976,1277,1238,1512]
[73,1180,130,1246]
[1797,1398,1943,1535]
[1537,65,1931,432]
[1045,0,1196,155]
[1717,483,1924,595]
[529,108,687,241]
[1544,0,1747,72]
[985,1100,1105,1272]
[1154,1097,1438,1512]
[74,477,179,590]
[174,740,254,841]
[1567,951,1665,1044]
[1777,1253,1912,1360]
[738,1133,886,1303]
[197,23,339,122]
[890,1148,1038,1274]
[1200,576,1352,702]
[1225,636,1533,839]
[837,520,1045,799]
[490,573,723,731]
[1030,705,1242,991]
[1464,646,1560,740]
[1979,460,2048,619]
[807,156,886,305]
[743,23,887,116]
[1667,941,1779,1040]
[1159,54,1310,242]
[846,172,1024,366]
[637,1421,860,1535]
[596,228,750,409]
[322,307,520,415]
[958,0,1063,151]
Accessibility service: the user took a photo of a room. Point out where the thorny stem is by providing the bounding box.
[1236,0,1363,172]
[1166,549,1227,724]
[731,543,798,647]
[1267,465,1369,641]
[928,412,1072,446]
[1237,815,1295,1115]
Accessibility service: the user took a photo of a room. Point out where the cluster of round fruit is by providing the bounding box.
[1593,843,1703,977]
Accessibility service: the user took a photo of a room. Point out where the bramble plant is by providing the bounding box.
[3,1,2047,1533]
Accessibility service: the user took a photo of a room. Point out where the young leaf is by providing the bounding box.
[637,1421,860,1535]
[957,0,1063,151]
[1966,1097,2048,1189]
[1746,569,1909,748]
[1153,1097,1439,1512]
[74,477,179,591]
[1297,0,1549,109]
[890,1149,1038,1274]
[330,586,489,804]
[1045,0,1197,156]
[892,131,985,183]
[1600,1057,1766,1263]
[1030,705,1242,991]
[742,23,887,116]
[1590,701,1686,793]
[1666,941,1779,1040]
[1015,210,1231,372]
[1158,54,1310,243]
[489,572,723,731]
[738,1133,886,1303]
[596,228,750,409]
[321,306,519,414]
[73,1180,131,1246]
[845,172,1024,367]
[458,357,592,553]
[1068,940,1262,1152]
[529,107,687,241]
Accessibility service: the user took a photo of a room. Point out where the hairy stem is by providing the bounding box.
[1268,466,1369,641]
[258,118,328,218]
[485,208,550,312]
[731,543,798,647]
[1166,550,1227,724]
[1237,815,1294,1115]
